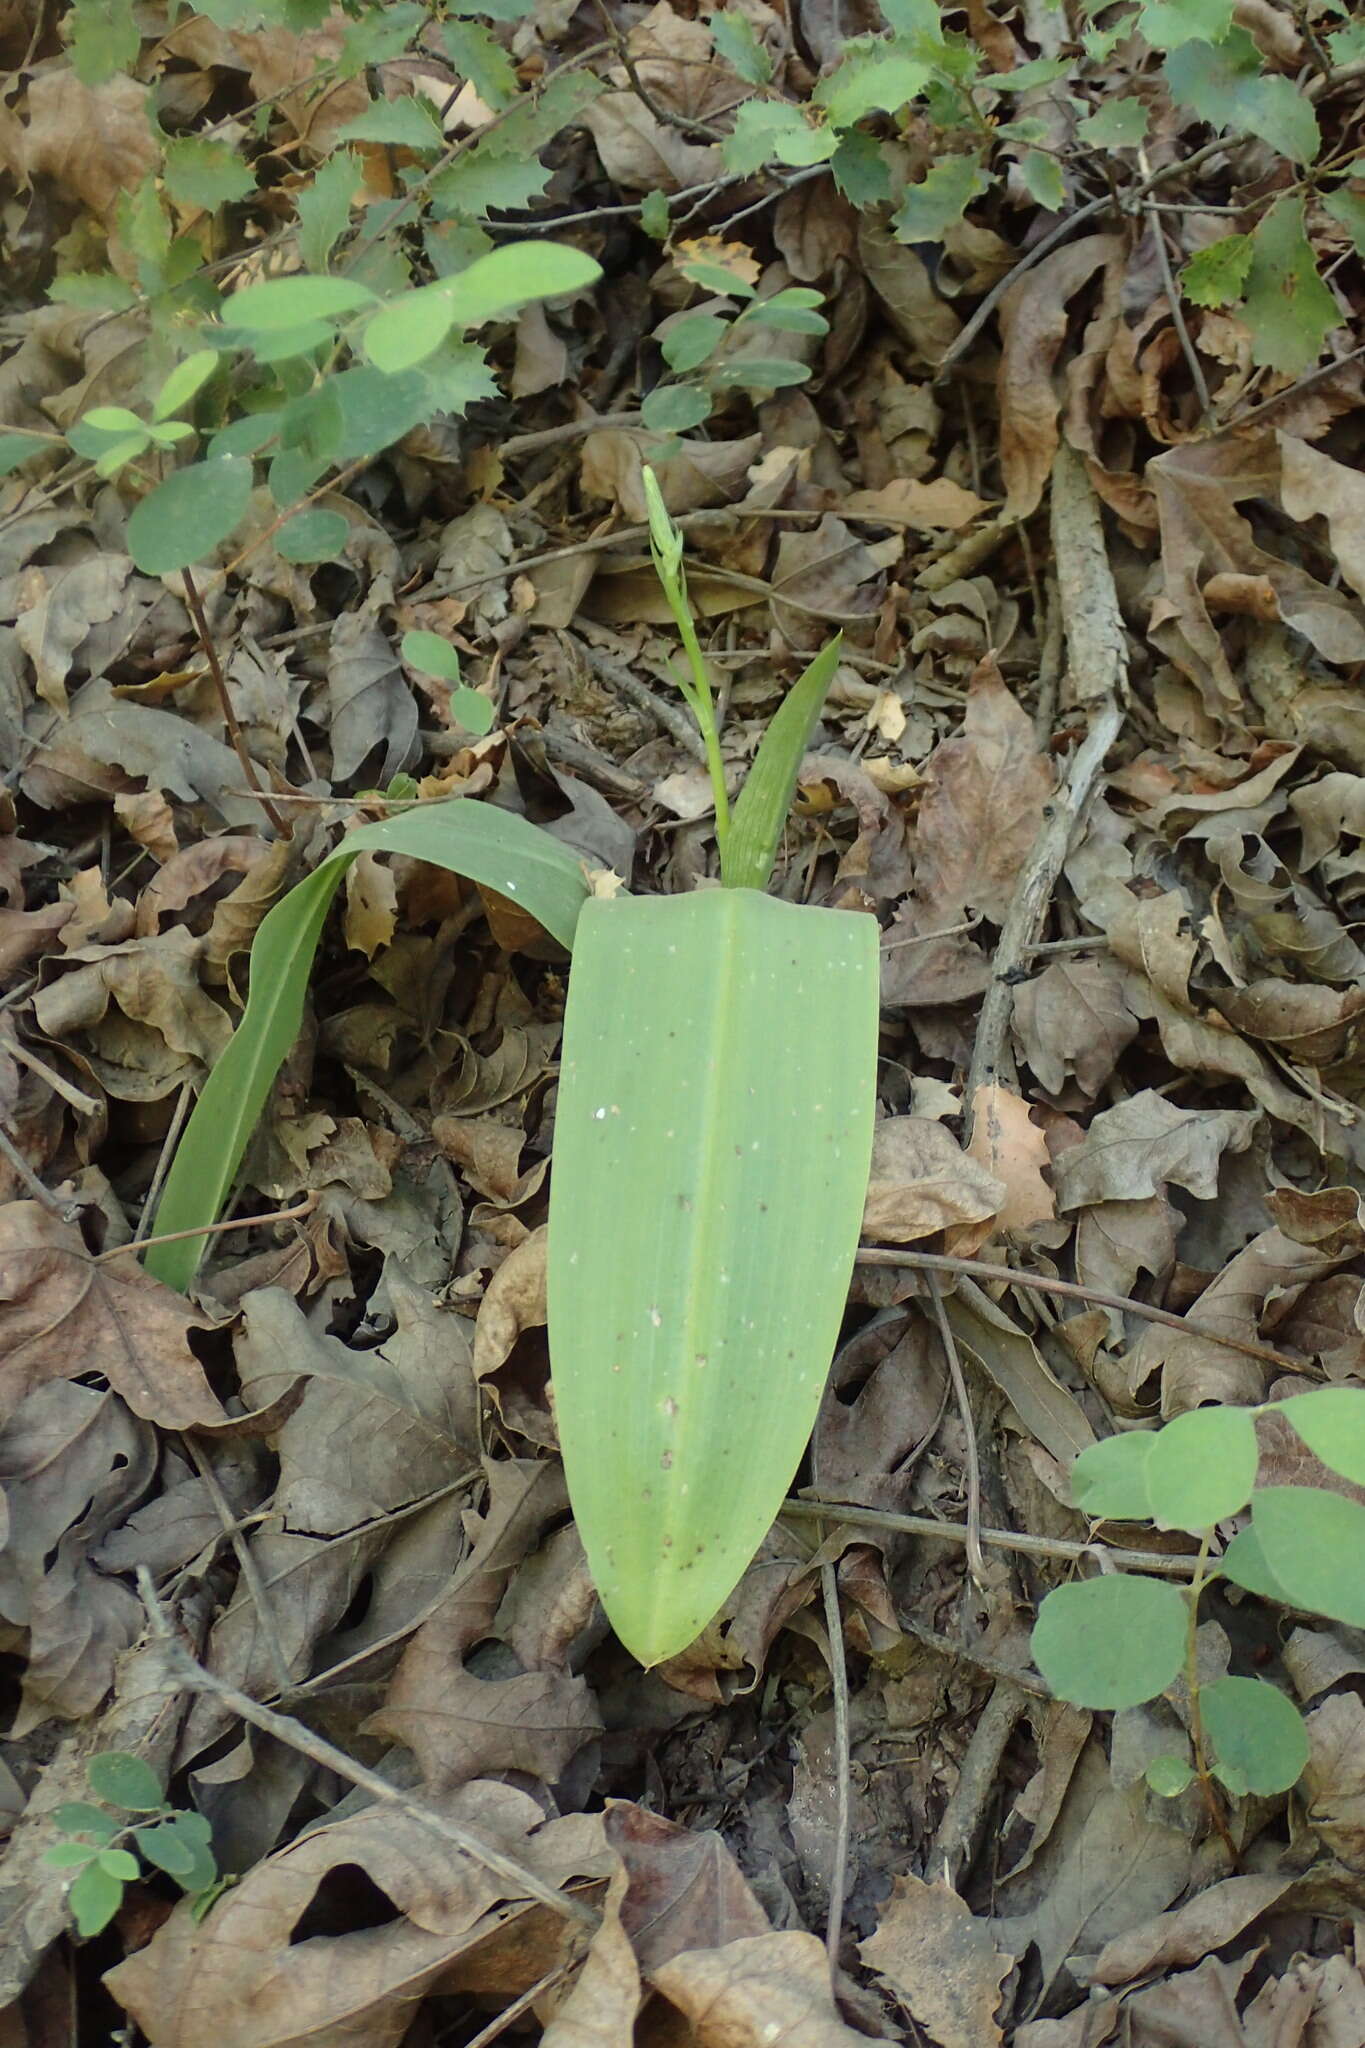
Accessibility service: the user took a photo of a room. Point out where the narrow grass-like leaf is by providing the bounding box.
[547,888,878,1664]
[146,802,590,1294]
[721,636,842,891]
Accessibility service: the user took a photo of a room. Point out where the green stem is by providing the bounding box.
[1185,1533,1239,1865]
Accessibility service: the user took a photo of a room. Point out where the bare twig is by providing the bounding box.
[0,1123,74,1216]
[819,1562,852,1967]
[135,1570,601,1930]
[583,645,708,761]
[929,1674,1031,1884]
[4,1037,101,1118]
[782,1498,1202,1577]
[1141,165,1211,419]
[926,1276,986,1585]
[854,1247,1312,1378]
[180,1437,294,1695]
[181,568,289,838]
[99,1195,318,1263]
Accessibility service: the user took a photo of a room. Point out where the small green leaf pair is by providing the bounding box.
[45,1752,220,1937]
[147,480,877,1666]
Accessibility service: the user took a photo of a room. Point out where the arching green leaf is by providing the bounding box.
[1201,1675,1308,1796]
[1250,1486,1365,1626]
[1144,1405,1258,1530]
[1031,1575,1189,1709]
[126,456,254,574]
[1070,1430,1155,1521]
[1275,1387,1365,1485]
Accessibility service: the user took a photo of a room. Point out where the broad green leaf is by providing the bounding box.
[892,155,990,242]
[82,407,145,435]
[164,137,257,210]
[68,1861,124,1936]
[445,240,601,327]
[1146,1754,1195,1796]
[336,96,445,153]
[548,889,878,1665]
[275,509,350,562]
[710,357,811,389]
[297,150,361,272]
[815,41,932,126]
[401,629,461,681]
[52,1803,120,1843]
[1018,150,1067,211]
[146,803,592,1294]
[725,100,838,175]
[94,435,152,478]
[147,421,196,448]
[1144,1405,1257,1530]
[441,18,519,109]
[642,384,712,434]
[87,1753,164,1812]
[364,286,459,373]
[328,366,432,459]
[0,433,48,473]
[831,131,892,206]
[1181,233,1253,307]
[723,638,842,890]
[661,314,729,375]
[640,189,671,240]
[1077,100,1148,146]
[127,457,254,575]
[1251,1486,1365,1625]
[1218,1524,1290,1602]
[877,0,942,32]
[1070,1430,1155,1521]
[451,686,495,736]
[1164,27,1261,126]
[1239,75,1318,165]
[1031,1575,1189,1708]
[1276,1387,1365,1484]
[45,1842,101,1869]
[1138,0,1236,47]
[223,275,378,331]
[742,294,827,335]
[97,1849,141,1881]
[711,8,773,84]
[135,1813,214,1883]
[1201,1675,1307,1795]
[153,350,221,423]
[1243,198,1338,374]
[675,255,757,299]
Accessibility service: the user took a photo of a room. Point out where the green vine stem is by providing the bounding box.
[641,465,732,854]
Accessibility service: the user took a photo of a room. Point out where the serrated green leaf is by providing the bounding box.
[152,350,221,423]
[832,130,893,205]
[47,271,138,314]
[164,137,257,211]
[1164,26,1259,123]
[1146,1754,1196,1796]
[979,55,1071,88]
[661,314,729,374]
[337,0,423,71]
[1252,1486,1365,1625]
[1077,99,1149,146]
[441,18,519,110]
[146,803,593,1293]
[297,150,361,271]
[1275,1387,1365,1484]
[1323,181,1365,258]
[224,275,378,331]
[710,7,773,84]
[1070,1431,1155,1521]
[1201,1676,1308,1795]
[1144,1405,1258,1530]
[68,1861,124,1936]
[642,384,712,434]
[548,889,878,1665]
[815,39,932,126]
[1241,74,1320,163]
[275,508,350,562]
[1181,233,1253,307]
[402,629,462,681]
[1138,0,1235,48]
[1031,1575,1189,1709]
[892,154,990,242]
[724,99,838,175]
[1243,197,1338,374]
[69,0,140,83]
[127,457,255,575]
[87,1753,165,1812]
[723,638,842,890]
[336,95,445,153]
[427,150,553,221]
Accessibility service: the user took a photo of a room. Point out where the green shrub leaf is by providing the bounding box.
[1146,1754,1196,1796]
[127,456,254,575]
[1250,1486,1365,1626]
[1201,1676,1308,1795]
[87,1752,165,1812]
[641,384,712,434]
[1070,1431,1155,1521]
[401,630,462,681]
[1275,1387,1365,1486]
[223,275,378,332]
[1143,1405,1258,1530]
[68,1862,125,1936]
[1031,1576,1189,1708]
[275,509,351,563]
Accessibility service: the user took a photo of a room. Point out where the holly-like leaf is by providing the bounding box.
[892,154,990,242]
[297,150,362,272]
[1078,100,1149,146]
[1181,233,1254,307]
[1242,197,1338,374]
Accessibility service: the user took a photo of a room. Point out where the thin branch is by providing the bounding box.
[926,1277,986,1585]
[100,1195,318,1264]
[180,568,289,839]
[135,1570,601,1931]
[781,1497,1202,1577]
[854,1246,1313,1378]
[820,1561,853,1968]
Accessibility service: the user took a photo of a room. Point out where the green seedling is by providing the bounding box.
[146,473,876,1665]
[45,1751,221,1936]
